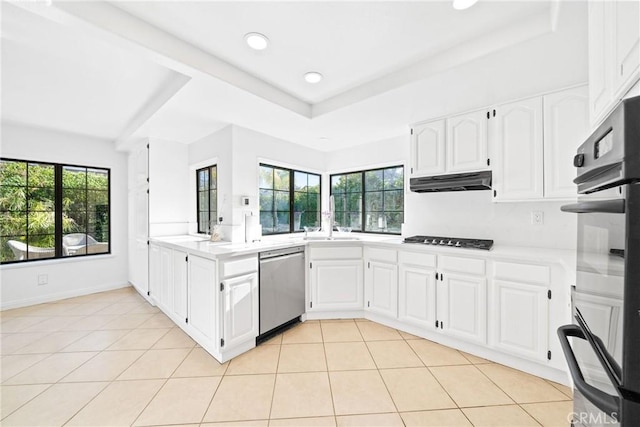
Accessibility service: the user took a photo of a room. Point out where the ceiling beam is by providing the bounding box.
[115,73,192,152]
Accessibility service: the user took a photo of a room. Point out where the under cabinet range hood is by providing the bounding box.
[409,171,492,192]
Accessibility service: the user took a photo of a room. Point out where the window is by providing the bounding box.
[1,158,111,264]
[196,165,218,233]
[259,164,320,235]
[331,165,404,234]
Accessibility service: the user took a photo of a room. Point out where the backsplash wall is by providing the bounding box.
[404,190,576,250]
[326,135,577,250]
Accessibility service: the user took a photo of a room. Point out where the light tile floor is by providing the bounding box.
[1,287,573,426]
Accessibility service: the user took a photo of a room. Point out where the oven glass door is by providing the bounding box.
[573,190,625,393]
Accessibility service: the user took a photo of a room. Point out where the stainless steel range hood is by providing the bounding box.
[409,171,492,193]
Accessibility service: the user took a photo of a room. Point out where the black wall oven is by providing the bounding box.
[559,95,640,426]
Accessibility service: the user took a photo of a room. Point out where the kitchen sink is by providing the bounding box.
[303,236,360,241]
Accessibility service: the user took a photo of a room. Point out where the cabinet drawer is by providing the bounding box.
[365,247,397,263]
[439,255,485,275]
[398,251,436,268]
[310,246,362,260]
[494,261,550,285]
[220,256,257,278]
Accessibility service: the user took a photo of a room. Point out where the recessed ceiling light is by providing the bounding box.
[304,72,323,84]
[453,0,479,10]
[244,32,269,50]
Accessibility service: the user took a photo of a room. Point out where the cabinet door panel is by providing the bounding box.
[493,97,543,200]
[612,0,640,92]
[439,273,487,344]
[588,1,613,124]
[493,281,548,361]
[398,265,436,330]
[446,111,488,173]
[172,250,188,321]
[148,244,161,302]
[543,87,589,199]
[310,260,363,311]
[412,120,446,176]
[365,261,398,318]
[188,255,216,341]
[222,273,258,349]
[159,247,172,310]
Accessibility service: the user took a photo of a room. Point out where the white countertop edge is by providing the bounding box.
[150,234,575,266]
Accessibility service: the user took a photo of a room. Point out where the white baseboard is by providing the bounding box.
[0,282,131,311]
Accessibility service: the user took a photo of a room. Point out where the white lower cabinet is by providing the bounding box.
[308,246,363,313]
[492,280,548,361]
[398,253,437,330]
[364,247,398,318]
[491,261,551,363]
[187,254,217,346]
[148,243,161,303]
[221,272,259,349]
[171,250,188,322]
[436,271,487,345]
[149,242,259,362]
[310,260,363,311]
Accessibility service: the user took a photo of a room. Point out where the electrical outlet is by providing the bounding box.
[37,274,48,285]
[531,211,544,225]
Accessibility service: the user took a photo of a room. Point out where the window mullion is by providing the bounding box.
[54,164,63,258]
[289,169,294,233]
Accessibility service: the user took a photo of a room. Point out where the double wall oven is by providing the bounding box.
[559,95,640,426]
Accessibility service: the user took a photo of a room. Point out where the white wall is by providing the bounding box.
[325,134,576,250]
[0,123,129,309]
[148,138,190,236]
[230,126,326,241]
[187,125,233,236]
[187,125,326,242]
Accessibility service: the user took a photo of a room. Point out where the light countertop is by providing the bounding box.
[151,233,575,267]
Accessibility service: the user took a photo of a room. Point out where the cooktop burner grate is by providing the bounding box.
[403,235,494,250]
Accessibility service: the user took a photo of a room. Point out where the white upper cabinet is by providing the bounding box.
[543,86,589,199]
[612,0,640,92]
[491,86,589,202]
[411,120,446,176]
[446,110,489,173]
[410,110,489,177]
[588,0,640,127]
[492,97,544,201]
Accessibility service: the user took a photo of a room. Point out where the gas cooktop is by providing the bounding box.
[403,235,494,250]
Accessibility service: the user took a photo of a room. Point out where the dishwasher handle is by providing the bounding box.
[260,252,304,264]
[259,246,305,260]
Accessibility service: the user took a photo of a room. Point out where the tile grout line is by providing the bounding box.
[402,334,465,417]
[318,321,338,424]
[196,346,224,425]
[0,382,55,421]
[265,341,283,423]
[57,301,167,426]
[356,321,404,418]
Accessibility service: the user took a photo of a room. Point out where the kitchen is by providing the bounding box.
[1,0,639,426]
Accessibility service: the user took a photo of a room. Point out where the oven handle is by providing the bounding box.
[560,199,625,214]
[557,324,620,417]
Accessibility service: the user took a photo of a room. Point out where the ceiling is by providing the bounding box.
[113,1,549,104]
[0,1,588,152]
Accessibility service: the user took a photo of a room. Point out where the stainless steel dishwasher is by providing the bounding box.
[258,246,305,340]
